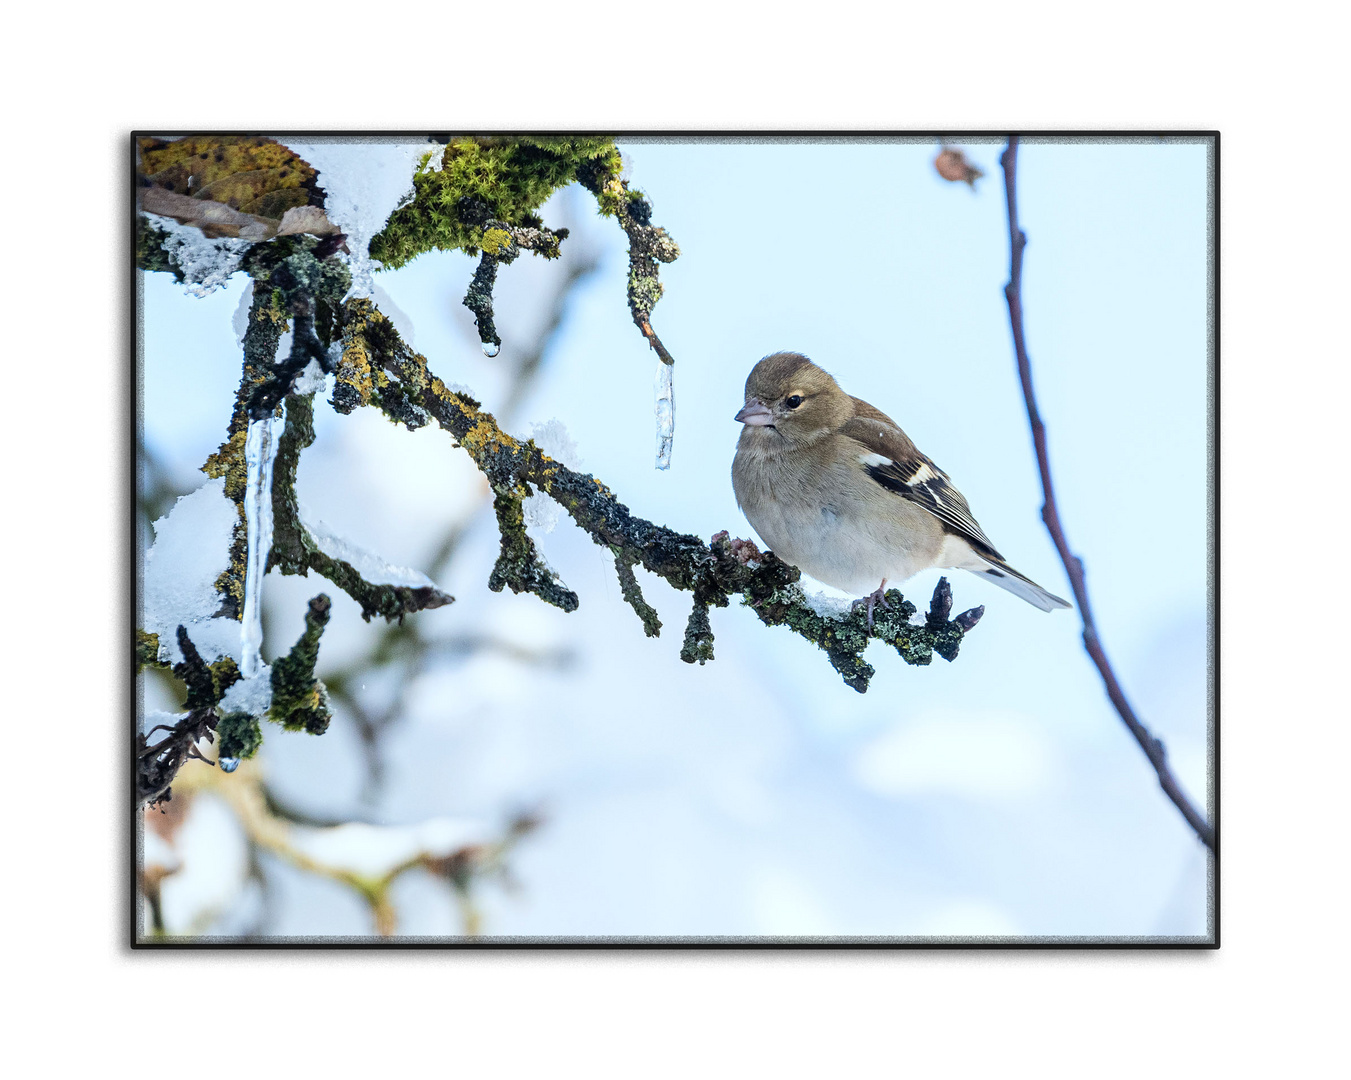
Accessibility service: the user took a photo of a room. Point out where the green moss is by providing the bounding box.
[268,594,333,735]
[216,710,263,760]
[368,137,622,269]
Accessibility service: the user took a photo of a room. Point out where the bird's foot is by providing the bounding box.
[851,580,890,631]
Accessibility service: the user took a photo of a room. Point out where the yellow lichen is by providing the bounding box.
[480,227,513,255]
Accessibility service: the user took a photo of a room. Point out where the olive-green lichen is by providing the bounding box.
[202,282,287,618]
[368,137,618,269]
[335,297,432,429]
[240,237,351,418]
[172,625,242,709]
[574,156,680,363]
[215,710,263,760]
[367,137,677,374]
[268,594,333,735]
[137,629,165,673]
[341,299,983,692]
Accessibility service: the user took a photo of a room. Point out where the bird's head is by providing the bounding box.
[735,352,851,446]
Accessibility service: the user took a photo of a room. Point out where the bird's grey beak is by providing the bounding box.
[735,398,774,426]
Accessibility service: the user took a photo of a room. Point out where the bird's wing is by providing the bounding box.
[840,399,1003,560]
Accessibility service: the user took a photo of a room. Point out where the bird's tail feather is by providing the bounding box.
[968,558,1072,612]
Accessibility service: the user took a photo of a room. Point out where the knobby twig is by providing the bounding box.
[137,626,240,807]
[999,137,1214,851]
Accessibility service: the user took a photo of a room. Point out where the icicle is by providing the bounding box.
[654,358,674,470]
[240,410,283,678]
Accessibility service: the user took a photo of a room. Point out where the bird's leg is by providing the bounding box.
[851,579,890,631]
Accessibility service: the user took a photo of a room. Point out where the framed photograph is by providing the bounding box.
[134,132,1215,944]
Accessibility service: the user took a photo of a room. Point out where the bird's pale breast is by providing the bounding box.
[732,436,947,594]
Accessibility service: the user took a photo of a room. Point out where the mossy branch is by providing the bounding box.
[613,552,662,637]
[215,592,337,764]
[575,156,679,365]
[267,391,455,622]
[340,299,982,693]
[486,489,579,612]
[268,594,333,735]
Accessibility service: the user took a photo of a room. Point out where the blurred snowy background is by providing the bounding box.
[138,136,1211,940]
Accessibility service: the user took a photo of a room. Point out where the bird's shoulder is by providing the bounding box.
[838,395,1002,558]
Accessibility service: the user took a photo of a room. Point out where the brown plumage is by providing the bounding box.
[731,352,1070,613]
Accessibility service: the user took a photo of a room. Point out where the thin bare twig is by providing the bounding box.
[999,138,1214,851]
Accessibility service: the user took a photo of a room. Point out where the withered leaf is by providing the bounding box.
[138,185,278,240]
[276,205,341,237]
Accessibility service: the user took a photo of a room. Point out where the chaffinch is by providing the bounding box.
[731,352,1071,621]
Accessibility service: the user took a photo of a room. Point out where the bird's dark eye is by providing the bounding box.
[784,395,803,410]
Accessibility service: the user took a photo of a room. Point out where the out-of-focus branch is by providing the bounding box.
[146,761,539,938]
[998,137,1214,852]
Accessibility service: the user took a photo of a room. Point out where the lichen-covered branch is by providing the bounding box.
[267,391,454,622]
[461,218,572,352]
[339,299,982,693]
[463,250,503,351]
[999,137,1214,852]
[486,489,579,612]
[269,593,332,733]
[574,154,680,365]
[139,595,339,804]
[614,552,662,637]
